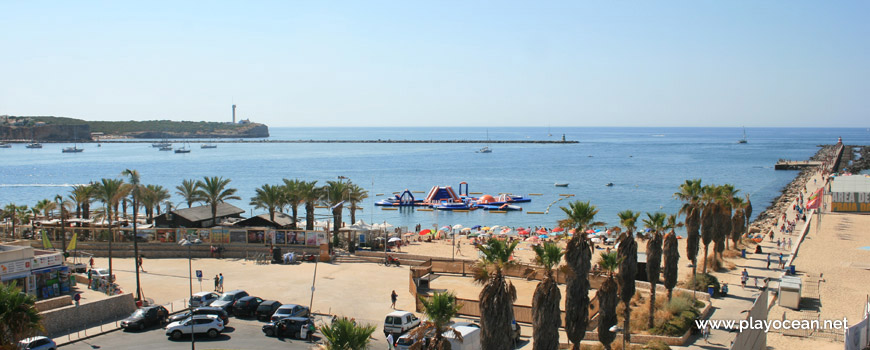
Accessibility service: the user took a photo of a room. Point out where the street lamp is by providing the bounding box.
[179,237,202,350]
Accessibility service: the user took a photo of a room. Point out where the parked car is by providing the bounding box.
[67,262,87,273]
[231,296,264,318]
[120,306,169,331]
[383,311,420,336]
[17,336,56,350]
[210,289,249,314]
[262,316,313,339]
[165,314,224,340]
[255,300,282,321]
[168,306,229,325]
[88,268,115,282]
[189,291,220,307]
[270,304,310,322]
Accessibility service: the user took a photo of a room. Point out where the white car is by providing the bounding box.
[17,336,56,350]
[188,291,220,307]
[165,314,224,339]
[89,268,114,281]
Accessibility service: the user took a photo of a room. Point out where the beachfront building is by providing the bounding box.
[828,174,870,212]
[0,244,69,299]
[234,212,295,229]
[153,203,245,228]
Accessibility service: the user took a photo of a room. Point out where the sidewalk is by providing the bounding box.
[672,171,826,349]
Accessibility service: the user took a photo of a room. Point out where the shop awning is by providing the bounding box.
[31,265,68,274]
[1,272,31,281]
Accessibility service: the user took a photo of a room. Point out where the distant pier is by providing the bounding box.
[90,139,579,144]
[775,160,823,170]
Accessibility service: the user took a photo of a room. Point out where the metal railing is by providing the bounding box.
[52,297,188,346]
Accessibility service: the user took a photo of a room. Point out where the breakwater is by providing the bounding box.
[91,139,578,144]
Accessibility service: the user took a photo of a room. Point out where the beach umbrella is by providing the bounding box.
[490,225,501,231]
[586,229,595,234]
[526,236,540,243]
[453,224,463,230]
[518,229,530,236]
[552,227,564,232]
[461,227,472,233]
[388,237,402,243]
[471,225,482,229]
[539,234,549,239]
[569,229,576,234]
[403,232,415,236]
[482,226,490,231]
[500,228,512,235]
[419,229,432,235]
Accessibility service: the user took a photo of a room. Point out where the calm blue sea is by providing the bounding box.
[2,127,869,233]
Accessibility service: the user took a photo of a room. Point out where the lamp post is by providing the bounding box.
[179,237,202,350]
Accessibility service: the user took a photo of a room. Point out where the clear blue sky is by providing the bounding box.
[1,1,868,127]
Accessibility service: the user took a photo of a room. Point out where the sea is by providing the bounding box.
[2,127,869,234]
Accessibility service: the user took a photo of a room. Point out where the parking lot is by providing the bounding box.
[61,317,317,349]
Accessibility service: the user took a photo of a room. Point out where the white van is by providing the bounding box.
[383,311,420,336]
[444,326,481,350]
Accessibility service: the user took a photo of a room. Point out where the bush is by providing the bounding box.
[649,293,703,336]
[687,273,720,297]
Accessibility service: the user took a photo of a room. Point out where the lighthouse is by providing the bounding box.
[232,104,237,124]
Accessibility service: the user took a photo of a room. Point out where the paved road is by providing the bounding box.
[61,318,315,350]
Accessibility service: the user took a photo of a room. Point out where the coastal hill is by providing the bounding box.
[0,116,269,141]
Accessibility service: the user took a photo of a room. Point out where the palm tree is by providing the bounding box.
[412,291,463,350]
[53,195,72,254]
[122,169,144,302]
[596,252,624,350]
[559,200,603,350]
[69,184,95,219]
[615,209,640,343]
[281,179,303,230]
[700,185,716,274]
[715,185,738,255]
[744,194,753,232]
[642,212,666,329]
[0,281,42,347]
[675,179,703,277]
[34,199,55,221]
[94,178,127,284]
[319,317,377,350]
[194,176,241,227]
[346,182,369,225]
[662,214,682,301]
[3,203,27,239]
[474,238,518,350]
[731,196,747,248]
[532,242,564,350]
[250,184,284,224]
[27,207,38,240]
[321,180,349,250]
[298,180,320,231]
[175,179,201,208]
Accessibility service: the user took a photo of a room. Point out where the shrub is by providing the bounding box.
[687,273,720,297]
[643,340,671,350]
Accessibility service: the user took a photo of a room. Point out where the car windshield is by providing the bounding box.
[275,308,290,315]
[96,269,108,275]
[218,294,235,301]
[397,337,415,346]
[131,309,145,318]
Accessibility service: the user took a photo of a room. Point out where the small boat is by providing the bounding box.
[174,142,191,153]
[476,146,492,153]
[737,126,748,144]
[62,146,83,153]
[25,143,42,149]
[477,204,523,211]
[159,146,173,151]
[0,143,11,148]
[200,144,217,149]
[605,183,614,187]
[554,183,569,187]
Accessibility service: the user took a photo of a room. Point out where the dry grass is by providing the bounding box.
[613,291,678,335]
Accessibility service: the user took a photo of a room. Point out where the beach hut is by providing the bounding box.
[779,275,802,309]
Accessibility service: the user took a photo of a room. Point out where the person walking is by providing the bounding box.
[386,332,395,349]
[218,273,224,293]
[778,253,784,269]
[766,253,771,269]
[390,290,398,309]
[788,238,793,250]
[89,257,95,270]
[214,274,219,292]
[138,256,146,273]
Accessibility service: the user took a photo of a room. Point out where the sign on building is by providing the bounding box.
[831,192,870,212]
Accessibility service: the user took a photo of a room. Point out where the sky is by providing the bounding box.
[1,1,868,127]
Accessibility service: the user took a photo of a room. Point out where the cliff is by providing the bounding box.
[0,124,91,142]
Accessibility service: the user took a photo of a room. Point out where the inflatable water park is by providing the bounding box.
[375,182,530,211]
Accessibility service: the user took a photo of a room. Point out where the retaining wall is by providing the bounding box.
[40,293,137,337]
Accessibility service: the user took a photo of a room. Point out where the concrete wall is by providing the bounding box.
[34,295,72,312]
[40,293,137,337]
[730,290,768,350]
